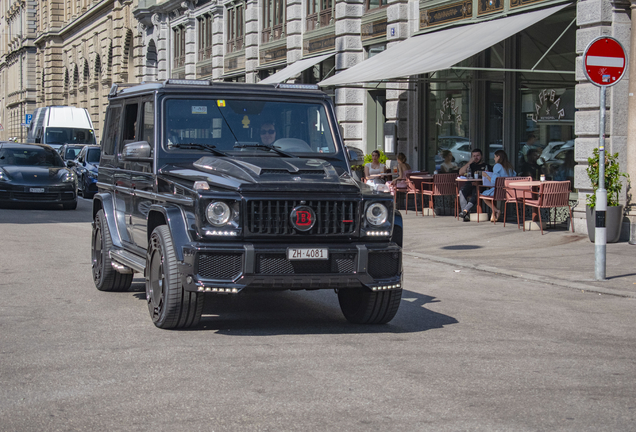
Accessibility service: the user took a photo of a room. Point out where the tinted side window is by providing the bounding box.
[122,103,139,145]
[142,101,154,147]
[102,106,122,155]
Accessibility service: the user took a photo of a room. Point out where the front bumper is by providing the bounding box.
[0,183,76,203]
[179,242,402,293]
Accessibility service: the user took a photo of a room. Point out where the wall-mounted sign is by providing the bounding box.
[478,0,503,15]
[362,18,387,41]
[420,0,472,29]
[304,34,336,55]
[260,46,287,65]
[224,55,246,73]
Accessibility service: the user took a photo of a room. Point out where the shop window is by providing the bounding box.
[262,0,285,43]
[306,0,332,31]
[198,14,213,61]
[227,1,245,53]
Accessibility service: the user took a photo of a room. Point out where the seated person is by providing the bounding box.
[364,150,385,185]
[391,152,411,188]
[259,121,277,146]
[457,148,490,222]
[439,150,458,173]
[518,148,543,180]
[481,150,516,222]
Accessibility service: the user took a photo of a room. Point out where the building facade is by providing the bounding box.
[1,0,634,236]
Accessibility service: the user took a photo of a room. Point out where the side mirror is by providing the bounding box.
[66,160,75,168]
[121,141,152,161]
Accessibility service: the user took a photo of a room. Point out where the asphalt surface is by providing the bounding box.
[0,199,635,431]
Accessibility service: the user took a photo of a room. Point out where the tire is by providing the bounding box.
[146,225,204,329]
[338,287,402,324]
[63,200,77,210]
[92,209,133,292]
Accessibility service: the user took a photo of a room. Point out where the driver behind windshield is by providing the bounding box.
[259,121,277,146]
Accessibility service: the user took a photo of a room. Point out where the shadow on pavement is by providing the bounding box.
[133,289,457,335]
[0,197,93,224]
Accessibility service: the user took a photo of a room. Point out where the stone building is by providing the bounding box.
[0,0,38,141]
[0,1,142,141]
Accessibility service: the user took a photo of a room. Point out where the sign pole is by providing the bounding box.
[595,86,607,280]
[583,36,626,281]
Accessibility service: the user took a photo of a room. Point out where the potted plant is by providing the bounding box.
[585,148,629,242]
[350,164,365,181]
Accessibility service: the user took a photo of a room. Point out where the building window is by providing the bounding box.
[306,0,332,31]
[198,14,213,61]
[364,0,385,11]
[227,1,245,53]
[173,26,186,69]
[262,0,285,43]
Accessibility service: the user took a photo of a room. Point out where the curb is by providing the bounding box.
[403,251,636,299]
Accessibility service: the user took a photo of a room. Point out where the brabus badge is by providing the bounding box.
[290,205,315,232]
[292,176,301,181]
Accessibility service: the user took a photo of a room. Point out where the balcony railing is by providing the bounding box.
[227,36,244,53]
[306,10,332,31]
[198,46,213,61]
[261,23,285,43]
[173,55,185,68]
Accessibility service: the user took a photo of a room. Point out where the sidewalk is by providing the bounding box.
[401,210,636,298]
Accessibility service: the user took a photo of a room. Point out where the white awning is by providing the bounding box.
[319,3,568,86]
[259,53,334,84]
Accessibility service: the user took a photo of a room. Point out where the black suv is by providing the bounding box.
[91,80,403,329]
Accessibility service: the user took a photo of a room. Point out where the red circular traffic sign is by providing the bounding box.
[583,37,627,87]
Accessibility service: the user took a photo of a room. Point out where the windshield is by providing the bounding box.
[86,148,101,164]
[163,98,337,156]
[0,147,65,167]
[45,127,96,145]
[63,146,84,160]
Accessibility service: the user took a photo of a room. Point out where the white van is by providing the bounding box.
[27,106,96,150]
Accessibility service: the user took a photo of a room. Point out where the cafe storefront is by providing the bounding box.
[320,2,576,188]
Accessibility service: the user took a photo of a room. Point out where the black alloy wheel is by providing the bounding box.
[91,209,133,291]
[338,286,402,324]
[146,225,203,329]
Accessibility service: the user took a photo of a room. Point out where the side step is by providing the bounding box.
[109,249,146,274]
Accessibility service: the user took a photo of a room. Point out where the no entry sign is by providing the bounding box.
[583,36,627,87]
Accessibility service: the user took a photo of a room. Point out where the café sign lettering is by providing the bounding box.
[531,89,566,122]
[436,97,463,130]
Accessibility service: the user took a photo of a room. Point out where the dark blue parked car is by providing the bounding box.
[68,145,100,199]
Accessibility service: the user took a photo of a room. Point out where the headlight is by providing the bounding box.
[366,203,388,226]
[61,171,76,183]
[0,169,9,181]
[206,201,232,226]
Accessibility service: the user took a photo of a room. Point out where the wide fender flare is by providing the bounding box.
[92,192,125,248]
[147,204,191,262]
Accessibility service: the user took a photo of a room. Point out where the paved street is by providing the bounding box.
[1,201,635,431]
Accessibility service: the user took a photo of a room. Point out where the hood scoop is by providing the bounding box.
[193,156,332,179]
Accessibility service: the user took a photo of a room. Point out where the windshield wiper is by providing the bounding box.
[168,143,227,156]
[233,142,297,158]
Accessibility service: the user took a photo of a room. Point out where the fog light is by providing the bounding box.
[186,276,193,284]
[198,287,204,292]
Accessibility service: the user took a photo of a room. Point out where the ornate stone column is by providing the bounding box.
[625,0,636,239]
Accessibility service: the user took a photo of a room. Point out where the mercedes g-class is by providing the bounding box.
[91,80,403,329]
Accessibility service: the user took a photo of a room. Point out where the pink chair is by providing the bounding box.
[519,181,574,235]
[420,173,458,217]
[502,176,532,228]
[476,177,507,224]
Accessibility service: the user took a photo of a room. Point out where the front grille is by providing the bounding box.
[246,200,358,235]
[256,253,356,274]
[197,253,243,280]
[0,191,9,199]
[368,252,400,279]
[13,192,60,201]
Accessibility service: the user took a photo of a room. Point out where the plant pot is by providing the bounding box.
[586,205,623,243]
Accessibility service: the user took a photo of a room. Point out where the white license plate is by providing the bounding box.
[29,188,45,193]
[287,248,329,260]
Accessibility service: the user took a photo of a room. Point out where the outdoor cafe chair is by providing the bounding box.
[502,176,532,228]
[476,176,507,224]
[519,180,574,235]
[420,172,458,217]
[388,174,420,215]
